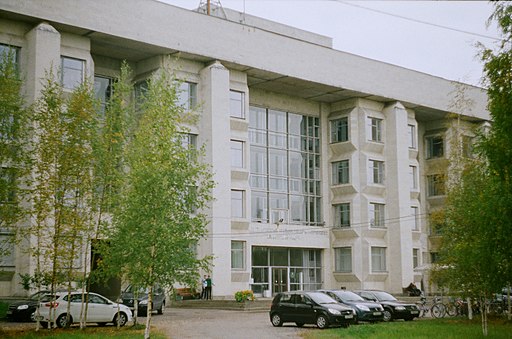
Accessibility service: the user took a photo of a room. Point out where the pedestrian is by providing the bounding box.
[201,275,207,299]
[206,275,213,300]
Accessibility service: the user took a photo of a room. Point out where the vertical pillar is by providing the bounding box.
[199,61,231,297]
[384,102,413,292]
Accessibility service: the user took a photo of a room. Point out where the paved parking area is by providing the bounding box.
[151,308,307,339]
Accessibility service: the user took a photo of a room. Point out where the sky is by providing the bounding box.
[159,0,501,87]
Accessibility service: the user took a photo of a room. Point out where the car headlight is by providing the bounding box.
[139,300,148,305]
[17,304,29,310]
[394,306,406,311]
[328,308,341,315]
[356,305,370,311]
[117,298,123,303]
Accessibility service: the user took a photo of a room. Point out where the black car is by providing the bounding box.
[120,284,166,315]
[269,291,356,329]
[319,290,384,323]
[6,290,50,322]
[353,289,420,322]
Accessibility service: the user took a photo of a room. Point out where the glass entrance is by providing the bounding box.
[272,268,288,293]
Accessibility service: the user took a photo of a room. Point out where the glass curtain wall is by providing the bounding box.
[249,106,321,225]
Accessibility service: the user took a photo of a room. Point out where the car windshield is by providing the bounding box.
[336,291,365,302]
[308,292,338,304]
[372,291,397,301]
[125,285,149,294]
[29,291,48,301]
[39,294,56,303]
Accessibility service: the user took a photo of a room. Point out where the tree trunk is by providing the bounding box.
[144,285,153,339]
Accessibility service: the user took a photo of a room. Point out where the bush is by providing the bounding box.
[234,290,255,302]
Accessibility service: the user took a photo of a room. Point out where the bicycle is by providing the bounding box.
[416,295,446,318]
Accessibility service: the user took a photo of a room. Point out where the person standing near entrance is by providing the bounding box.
[201,275,207,299]
[205,275,213,300]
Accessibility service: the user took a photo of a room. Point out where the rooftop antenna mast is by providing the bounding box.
[197,0,226,19]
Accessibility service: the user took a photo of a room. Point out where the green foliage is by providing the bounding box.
[302,318,512,339]
[234,290,255,302]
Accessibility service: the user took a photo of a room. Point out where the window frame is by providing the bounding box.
[368,117,382,142]
[408,124,417,149]
[427,174,446,197]
[231,240,245,270]
[330,117,349,143]
[333,203,350,228]
[371,247,387,272]
[369,202,385,228]
[231,189,245,218]
[369,159,384,184]
[334,247,352,273]
[332,160,350,185]
[230,90,245,119]
[61,56,85,90]
[426,135,444,159]
[231,139,244,168]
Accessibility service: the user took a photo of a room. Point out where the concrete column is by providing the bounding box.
[384,102,414,293]
[199,61,231,297]
[24,22,61,103]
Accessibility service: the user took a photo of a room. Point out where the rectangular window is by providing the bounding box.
[231,140,244,168]
[413,248,419,268]
[333,203,350,228]
[411,206,419,231]
[180,133,197,149]
[0,44,19,70]
[369,203,385,228]
[330,117,349,143]
[177,82,197,110]
[369,160,384,184]
[231,190,244,218]
[332,160,349,185]
[427,174,445,197]
[231,241,245,269]
[430,252,439,264]
[408,124,416,149]
[368,117,382,142]
[93,75,113,116]
[409,165,418,190]
[0,234,15,267]
[462,135,473,158]
[371,247,387,272]
[334,247,352,272]
[0,167,16,203]
[61,56,84,90]
[230,90,245,119]
[426,135,444,159]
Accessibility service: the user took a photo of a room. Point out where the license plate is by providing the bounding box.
[345,314,353,319]
[373,312,382,316]
[411,310,419,314]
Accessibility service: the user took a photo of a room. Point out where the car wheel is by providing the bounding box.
[157,302,164,315]
[295,322,304,327]
[39,321,49,329]
[271,313,283,327]
[56,314,72,328]
[114,312,128,327]
[316,314,329,329]
[382,309,393,322]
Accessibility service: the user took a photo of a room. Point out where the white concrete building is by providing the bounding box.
[0,0,489,298]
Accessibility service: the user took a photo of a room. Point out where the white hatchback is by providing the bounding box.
[37,291,132,328]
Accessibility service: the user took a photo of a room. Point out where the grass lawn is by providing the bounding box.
[0,322,167,339]
[302,317,512,339]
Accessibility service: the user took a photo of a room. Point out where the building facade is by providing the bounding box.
[0,0,489,297]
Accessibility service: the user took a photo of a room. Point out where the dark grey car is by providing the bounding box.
[120,284,166,315]
[353,289,419,321]
[269,291,356,329]
[319,290,384,323]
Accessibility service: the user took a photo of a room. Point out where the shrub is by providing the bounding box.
[234,290,255,302]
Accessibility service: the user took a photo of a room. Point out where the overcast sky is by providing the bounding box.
[160,0,500,87]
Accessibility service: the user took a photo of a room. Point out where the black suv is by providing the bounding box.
[120,284,166,315]
[353,289,419,321]
[319,290,384,323]
[269,291,355,329]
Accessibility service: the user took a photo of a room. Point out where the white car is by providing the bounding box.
[37,291,132,328]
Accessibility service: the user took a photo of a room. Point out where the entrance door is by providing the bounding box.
[272,268,288,294]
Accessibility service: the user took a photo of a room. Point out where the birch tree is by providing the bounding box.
[104,66,214,339]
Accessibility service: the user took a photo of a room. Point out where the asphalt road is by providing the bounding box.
[151,308,307,339]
